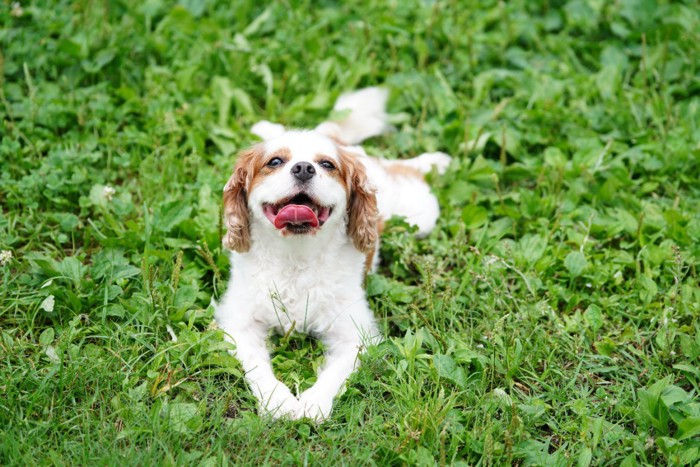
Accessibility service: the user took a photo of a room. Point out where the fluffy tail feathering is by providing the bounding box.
[250,87,392,145]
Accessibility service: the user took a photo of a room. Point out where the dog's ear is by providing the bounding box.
[223,146,262,252]
[339,149,379,254]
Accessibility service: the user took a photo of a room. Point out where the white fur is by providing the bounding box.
[314,87,392,144]
[215,89,450,422]
[356,150,451,237]
[250,120,286,141]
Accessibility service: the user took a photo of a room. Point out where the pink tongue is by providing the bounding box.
[274,204,319,229]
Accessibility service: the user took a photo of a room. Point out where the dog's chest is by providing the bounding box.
[242,256,362,335]
[256,272,335,333]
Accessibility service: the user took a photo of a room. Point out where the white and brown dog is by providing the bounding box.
[215,88,450,421]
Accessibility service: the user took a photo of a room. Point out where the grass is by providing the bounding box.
[1,0,699,464]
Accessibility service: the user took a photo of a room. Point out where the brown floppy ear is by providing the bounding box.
[222,146,262,252]
[339,149,379,254]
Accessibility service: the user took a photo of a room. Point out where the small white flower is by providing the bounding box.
[476,344,484,349]
[492,387,513,405]
[40,295,55,312]
[103,185,116,201]
[166,324,178,343]
[11,2,24,17]
[45,346,60,363]
[585,283,592,288]
[0,250,12,266]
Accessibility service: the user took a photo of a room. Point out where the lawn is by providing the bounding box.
[1,0,699,465]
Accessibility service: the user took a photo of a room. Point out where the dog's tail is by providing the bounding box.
[250,87,392,144]
[315,87,391,145]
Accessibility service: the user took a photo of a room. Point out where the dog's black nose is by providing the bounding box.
[291,161,316,182]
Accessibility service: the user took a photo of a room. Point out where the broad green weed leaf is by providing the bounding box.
[212,85,231,127]
[365,274,387,297]
[155,201,193,233]
[677,417,700,441]
[39,328,55,345]
[673,364,700,379]
[174,284,198,311]
[112,265,141,281]
[519,234,547,265]
[82,48,116,73]
[446,180,475,205]
[92,249,129,280]
[179,0,207,17]
[25,253,60,277]
[584,305,603,331]
[577,447,592,467]
[655,437,678,456]
[53,212,79,232]
[103,304,125,318]
[637,275,658,304]
[543,147,567,168]
[433,354,467,389]
[660,384,689,409]
[243,6,274,36]
[230,88,255,116]
[564,251,588,277]
[58,257,84,285]
[461,205,488,229]
[165,402,202,434]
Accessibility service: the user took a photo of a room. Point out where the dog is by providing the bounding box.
[215,88,450,421]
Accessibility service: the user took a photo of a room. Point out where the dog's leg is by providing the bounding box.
[222,321,301,419]
[297,339,361,421]
[297,308,379,422]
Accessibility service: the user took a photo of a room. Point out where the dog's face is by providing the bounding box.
[223,131,378,254]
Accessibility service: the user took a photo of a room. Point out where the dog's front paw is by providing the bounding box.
[297,389,334,423]
[259,385,301,420]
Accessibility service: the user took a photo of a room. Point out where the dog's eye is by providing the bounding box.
[319,160,335,170]
[267,157,284,167]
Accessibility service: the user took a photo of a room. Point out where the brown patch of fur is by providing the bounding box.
[337,147,379,254]
[315,153,344,186]
[363,220,385,274]
[385,163,424,180]
[249,148,291,192]
[325,134,347,147]
[222,144,267,252]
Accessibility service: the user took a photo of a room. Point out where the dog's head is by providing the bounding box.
[223,131,378,254]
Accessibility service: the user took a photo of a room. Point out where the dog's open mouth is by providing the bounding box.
[263,193,332,233]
